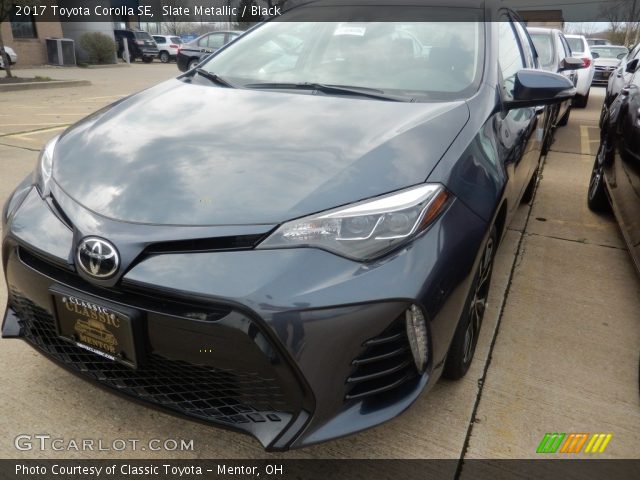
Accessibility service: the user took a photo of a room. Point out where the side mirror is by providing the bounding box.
[559,56,585,71]
[592,52,600,59]
[505,69,576,110]
[626,58,639,74]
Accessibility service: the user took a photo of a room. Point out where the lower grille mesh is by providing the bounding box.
[10,292,292,426]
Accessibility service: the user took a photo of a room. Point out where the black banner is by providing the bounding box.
[7,0,640,23]
[1,460,640,480]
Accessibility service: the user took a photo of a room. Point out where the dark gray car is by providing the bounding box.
[2,3,575,450]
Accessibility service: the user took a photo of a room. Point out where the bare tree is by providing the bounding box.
[0,0,39,78]
[0,0,17,77]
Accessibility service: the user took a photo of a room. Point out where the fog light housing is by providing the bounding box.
[405,304,428,373]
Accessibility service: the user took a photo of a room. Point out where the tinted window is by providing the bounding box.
[530,32,554,68]
[499,20,525,94]
[170,37,182,44]
[201,14,485,101]
[153,36,166,44]
[134,31,153,41]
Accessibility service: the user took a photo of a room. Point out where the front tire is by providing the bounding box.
[443,227,497,380]
[521,167,538,204]
[587,143,611,212]
[574,91,589,108]
[159,51,170,63]
[188,58,200,70]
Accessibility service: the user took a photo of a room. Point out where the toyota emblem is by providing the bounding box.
[77,237,119,279]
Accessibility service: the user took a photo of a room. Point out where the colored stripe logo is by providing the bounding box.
[536,433,612,454]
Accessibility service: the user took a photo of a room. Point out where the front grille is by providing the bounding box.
[345,314,417,401]
[10,292,293,427]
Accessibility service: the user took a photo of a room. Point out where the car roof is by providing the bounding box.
[591,44,627,49]
[527,27,562,35]
[564,34,586,39]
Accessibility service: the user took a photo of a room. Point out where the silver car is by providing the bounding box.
[591,45,629,86]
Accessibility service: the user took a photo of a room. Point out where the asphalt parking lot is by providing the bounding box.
[0,64,639,462]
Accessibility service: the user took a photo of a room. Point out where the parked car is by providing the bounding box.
[0,45,17,69]
[176,30,242,71]
[152,35,183,63]
[601,43,640,124]
[114,29,159,63]
[2,6,575,450]
[591,45,629,86]
[588,68,640,274]
[564,34,596,107]
[587,38,611,46]
[528,27,583,153]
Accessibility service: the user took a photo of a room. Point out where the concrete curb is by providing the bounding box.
[0,79,91,92]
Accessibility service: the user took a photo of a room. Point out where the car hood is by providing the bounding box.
[594,58,621,67]
[53,79,469,226]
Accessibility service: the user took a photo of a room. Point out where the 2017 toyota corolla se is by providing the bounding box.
[1,3,575,450]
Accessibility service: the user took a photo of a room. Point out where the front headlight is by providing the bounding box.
[257,184,450,261]
[33,135,59,197]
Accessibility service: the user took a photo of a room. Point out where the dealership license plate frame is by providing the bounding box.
[50,285,143,369]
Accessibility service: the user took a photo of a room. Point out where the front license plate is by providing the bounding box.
[50,287,141,369]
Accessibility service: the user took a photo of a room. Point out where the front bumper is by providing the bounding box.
[592,68,615,85]
[2,184,487,449]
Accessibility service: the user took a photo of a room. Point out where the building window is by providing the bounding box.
[10,6,38,39]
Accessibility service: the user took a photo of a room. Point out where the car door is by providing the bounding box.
[609,73,640,267]
[556,33,575,118]
[497,16,541,216]
[204,33,226,54]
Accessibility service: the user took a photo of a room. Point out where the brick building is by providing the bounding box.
[1,2,64,67]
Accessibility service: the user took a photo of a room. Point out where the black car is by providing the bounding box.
[588,67,640,272]
[2,3,575,450]
[528,27,583,153]
[114,29,159,63]
[600,43,640,127]
[176,30,242,71]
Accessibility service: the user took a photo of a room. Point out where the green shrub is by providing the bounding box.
[79,32,116,64]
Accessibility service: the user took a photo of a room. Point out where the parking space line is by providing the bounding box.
[580,125,590,156]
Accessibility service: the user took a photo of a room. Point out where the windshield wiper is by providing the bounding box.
[194,68,236,88]
[244,82,410,102]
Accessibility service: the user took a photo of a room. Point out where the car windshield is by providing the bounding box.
[591,46,628,58]
[199,15,484,101]
[529,33,554,68]
[566,37,585,54]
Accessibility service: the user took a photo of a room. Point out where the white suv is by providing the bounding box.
[152,35,183,63]
[564,34,595,107]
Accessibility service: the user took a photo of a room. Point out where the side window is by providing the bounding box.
[154,37,165,44]
[513,21,535,68]
[198,35,210,47]
[208,34,226,49]
[498,19,525,98]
